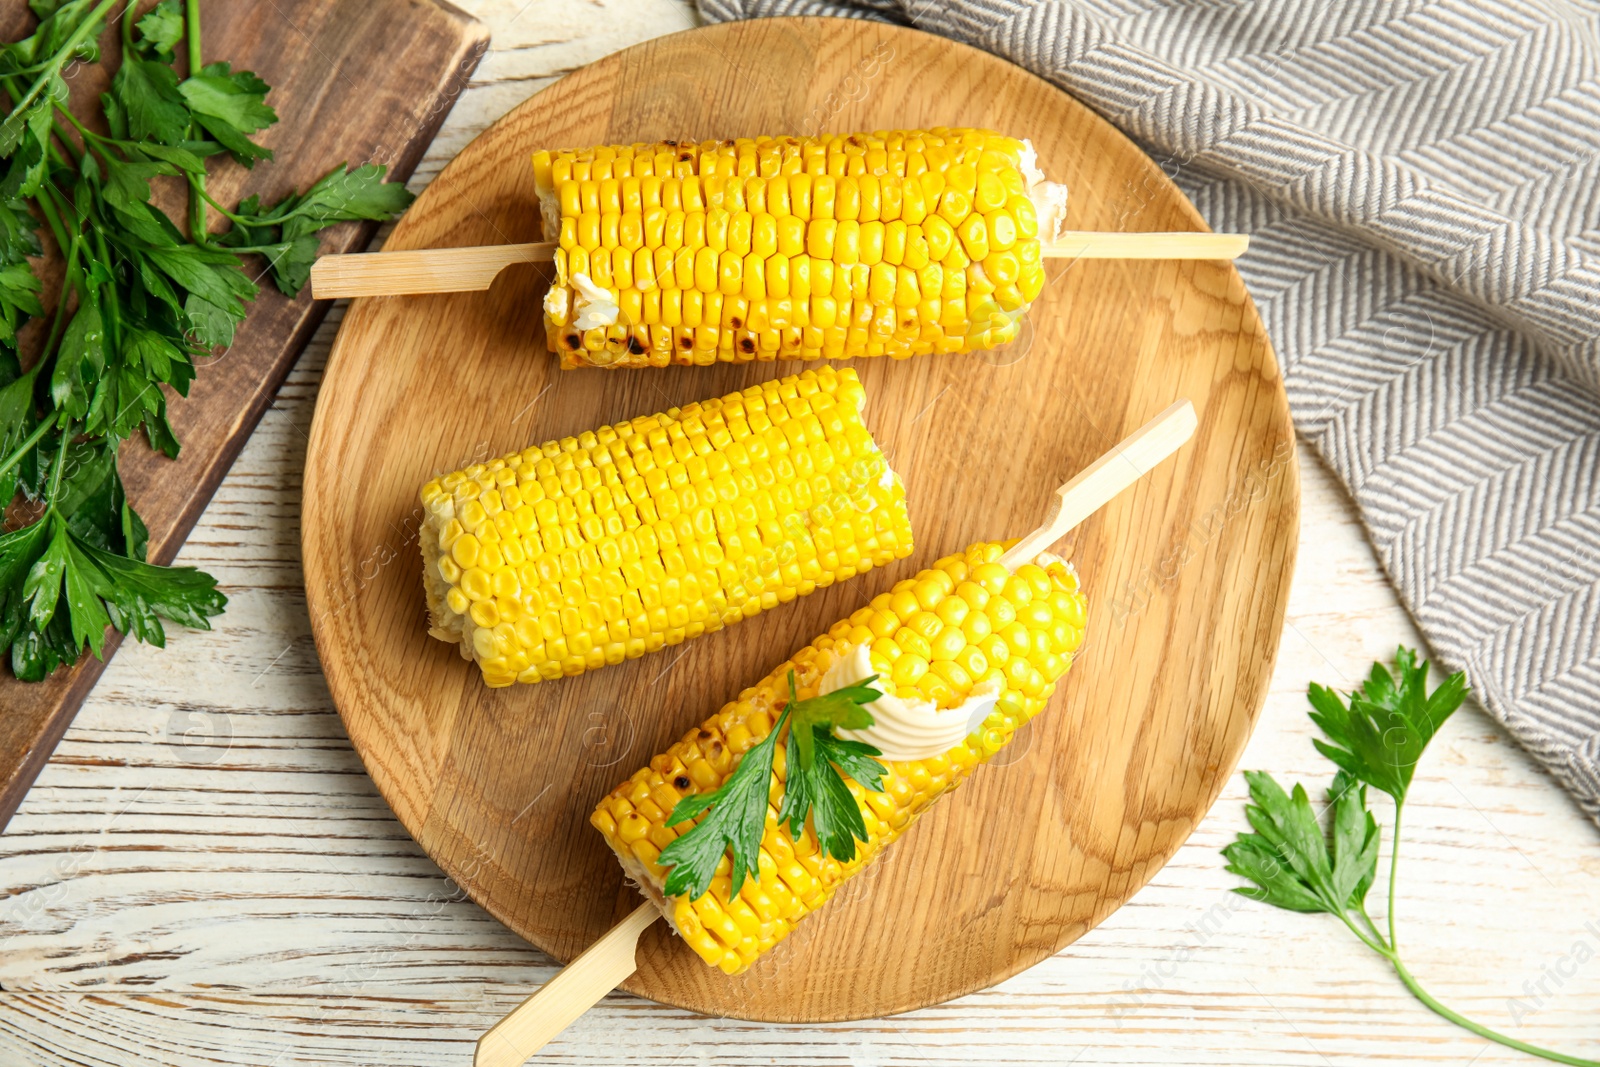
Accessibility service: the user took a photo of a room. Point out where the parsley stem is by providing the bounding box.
[1353,903,1389,952]
[0,414,60,484]
[8,0,124,117]
[185,0,202,74]
[121,0,136,55]
[1333,909,1390,957]
[48,113,84,165]
[30,178,71,256]
[92,230,121,350]
[46,418,72,506]
[1387,801,1403,953]
[51,103,108,153]
[39,228,84,366]
[1388,956,1600,1067]
[1339,902,1599,1065]
[184,0,207,244]
[190,182,257,226]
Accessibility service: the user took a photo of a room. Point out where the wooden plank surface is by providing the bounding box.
[0,0,490,830]
[2,2,1598,1065]
[300,15,1296,1022]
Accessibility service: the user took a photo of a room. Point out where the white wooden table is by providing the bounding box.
[3,3,1597,1065]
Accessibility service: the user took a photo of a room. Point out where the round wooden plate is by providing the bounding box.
[303,17,1297,1022]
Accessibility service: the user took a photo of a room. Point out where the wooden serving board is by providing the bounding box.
[0,1,488,831]
[303,18,1298,1022]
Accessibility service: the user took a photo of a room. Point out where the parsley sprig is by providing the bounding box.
[1225,648,1597,1067]
[0,1,413,680]
[659,671,888,900]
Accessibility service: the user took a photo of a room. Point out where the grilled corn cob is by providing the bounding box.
[418,368,914,687]
[590,541,1086,973]
[534,128,1068,369]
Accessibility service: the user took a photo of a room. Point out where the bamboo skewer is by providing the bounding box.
[999,398,1198,568]
[475,903,658,1067]
[471,399,1197,1067]
[308,234,1248,299]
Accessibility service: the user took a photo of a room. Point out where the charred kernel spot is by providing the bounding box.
[728,316,743,329]
[696,728,713,740]
[678,152,692,162]
[673,775,691,791]
[848,135,862,146]
[663,139,678,147]
[564,333,581,349]
[739,337,756,354]
[678,335,693,349]
[707,739,724,758]
[627,337,646,355]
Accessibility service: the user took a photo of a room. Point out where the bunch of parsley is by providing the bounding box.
[1225,648,1597,1066]
[659,671,889,900]
[0,1,412,681]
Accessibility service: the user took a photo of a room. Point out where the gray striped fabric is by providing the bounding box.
[699,0,1600,826]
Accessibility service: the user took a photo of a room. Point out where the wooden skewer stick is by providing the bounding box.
[475,902,658,1067]
[473,399,1197,1067]
[308,233,1249,299]
[1000,399,1197,569]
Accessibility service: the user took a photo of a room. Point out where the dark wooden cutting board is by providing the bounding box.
[0,0,489,831]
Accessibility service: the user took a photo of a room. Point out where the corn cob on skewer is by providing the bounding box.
[534,128,1069,369]
[590,541,1086,974]
[418,367,914,687]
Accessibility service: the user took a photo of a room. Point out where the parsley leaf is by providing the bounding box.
[219,165,416,297]
[278,163,413,240]
[73,536,226,645]
[49,295,104,417]
[179,62,275,167]
[0,260,44,342]
[0,366,39,506]
[22,512,70,630]
[658,671,889,900]
[133,0,184,60]
[1221,649,1596,1067]
[60,525,113,656]
[100,156,180,218]
[781,670,879,771]
[774,671,885,861]
[1308,647,1467,802]
[112,57,190,145]
[778,726,885,862]
[0,519,50,640]
[1222,770,1378,915]
[659,707,786,901]
[10,607,77,681]
[0,196,41,263]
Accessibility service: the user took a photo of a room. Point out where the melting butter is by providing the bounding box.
[819,643,999,762]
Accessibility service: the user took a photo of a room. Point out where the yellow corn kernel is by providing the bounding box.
[975,169,1008,213]
[836,176,861,221]
[752,213,778,258]
[859,222,884,266]
[868,262,896,305]
[958,213,990,261]
[884,220,907,266]
[858,174,882,222]
[743,252,767,299]
[807,218,837,260]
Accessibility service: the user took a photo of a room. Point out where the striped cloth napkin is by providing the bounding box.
[698,0,1600,827]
